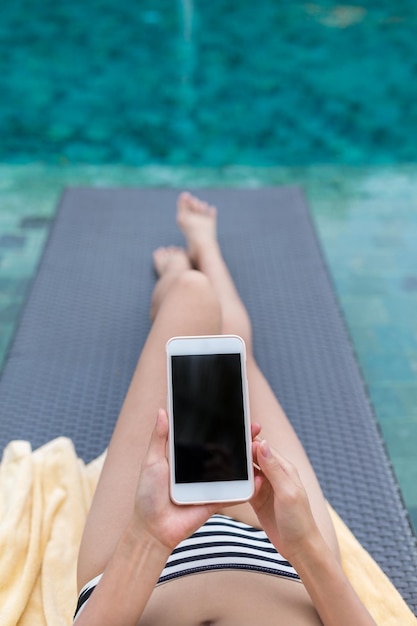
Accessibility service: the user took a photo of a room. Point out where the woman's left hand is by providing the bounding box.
[250,437,320,563]
[133,408,218,552]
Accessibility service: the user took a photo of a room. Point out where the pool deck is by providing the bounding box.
[0,163,416,534]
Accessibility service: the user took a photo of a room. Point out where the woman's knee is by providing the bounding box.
[175,269,214,297]
[170,270,222,326]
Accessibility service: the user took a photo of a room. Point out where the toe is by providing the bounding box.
[189,194,202,213]
[209,204,217,218]
[177,191,192,209]
[152,247,166,268]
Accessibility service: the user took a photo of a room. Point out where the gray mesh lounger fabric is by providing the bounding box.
[0,187,416,612]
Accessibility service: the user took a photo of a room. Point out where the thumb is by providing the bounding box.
[256,439,285,484]
[146,408,169,464]
[256,439,302,492]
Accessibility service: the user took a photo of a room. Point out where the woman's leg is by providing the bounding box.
[77,250,223,590]
[78,191,340,592]
[177,193,340,559]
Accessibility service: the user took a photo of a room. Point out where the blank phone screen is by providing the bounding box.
[171,353,248,483]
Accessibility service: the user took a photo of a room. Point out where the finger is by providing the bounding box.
[250,467,272,511]
[256,439,302,489]
[256,439,286,479]
[145,408,169,465]
[251,422,262,439]
[251,439,261,469]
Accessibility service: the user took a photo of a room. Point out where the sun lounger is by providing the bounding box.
[0,187,416,612]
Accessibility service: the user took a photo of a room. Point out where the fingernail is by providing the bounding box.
[260,439,271,458]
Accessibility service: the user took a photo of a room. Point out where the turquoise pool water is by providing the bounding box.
[1,1,417,165]
[0,1,416,535]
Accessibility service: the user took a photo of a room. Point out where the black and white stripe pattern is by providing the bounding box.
[73,515,300,621]
[159,514,300,583]
[74,574,102,621]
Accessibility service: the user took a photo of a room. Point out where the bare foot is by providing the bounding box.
[152,246,191,278]
[176,192,218,266]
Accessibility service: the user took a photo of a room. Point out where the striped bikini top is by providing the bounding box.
[74,514,300,621]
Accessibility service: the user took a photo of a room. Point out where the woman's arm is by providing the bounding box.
[74,520,170,625]
[251,438,377,626]
[290,530,376,626]
[75,409,219,625]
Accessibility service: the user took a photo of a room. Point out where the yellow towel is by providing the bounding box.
[0,437,415,626]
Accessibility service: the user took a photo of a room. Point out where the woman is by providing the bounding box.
[74,192,376,625]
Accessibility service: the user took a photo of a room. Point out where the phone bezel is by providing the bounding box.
[166,335,254,505]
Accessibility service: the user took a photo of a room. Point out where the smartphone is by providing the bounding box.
[166,335,254,505]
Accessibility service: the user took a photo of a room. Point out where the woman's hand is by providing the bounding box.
[250,437,321,562]
[133,408,219,552]
[251,437,377,626]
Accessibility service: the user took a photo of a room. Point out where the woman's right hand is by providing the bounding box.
[250,438,322,562]
[133,408,219,552]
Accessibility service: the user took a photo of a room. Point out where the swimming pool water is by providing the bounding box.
[1,0,417,165]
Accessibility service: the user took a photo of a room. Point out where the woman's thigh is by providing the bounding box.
[77,271,222,590]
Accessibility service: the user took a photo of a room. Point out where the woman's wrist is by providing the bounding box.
[285,526,329,572]
[124,516,173,565]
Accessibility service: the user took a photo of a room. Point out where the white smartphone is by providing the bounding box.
[166,335,254,505]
